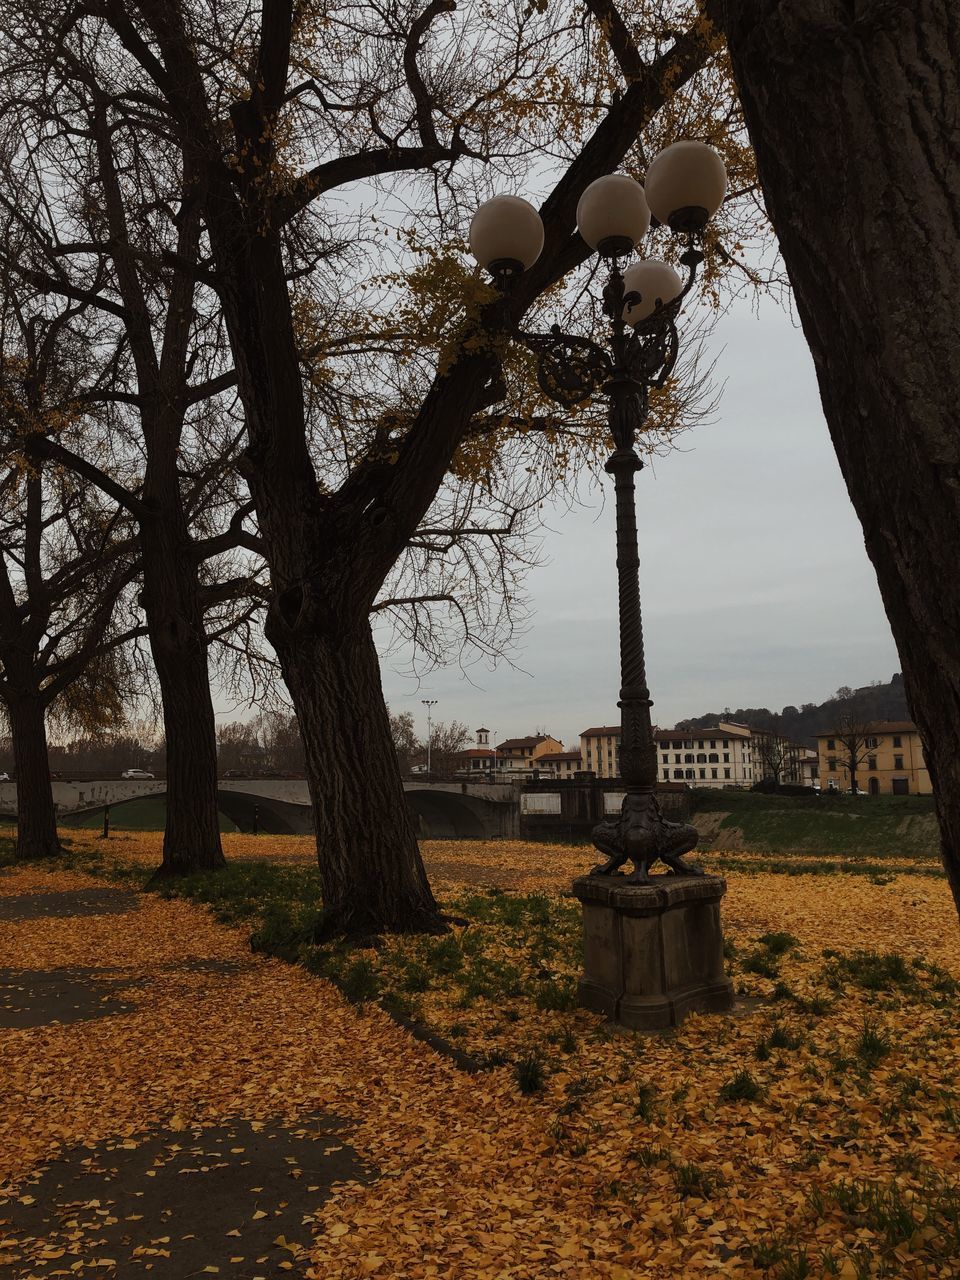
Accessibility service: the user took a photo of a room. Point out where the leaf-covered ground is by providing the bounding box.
[1,832,959,1278]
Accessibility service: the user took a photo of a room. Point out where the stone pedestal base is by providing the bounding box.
[571,874,733,1030]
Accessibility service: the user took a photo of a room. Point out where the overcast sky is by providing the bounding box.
[378,291,902,750]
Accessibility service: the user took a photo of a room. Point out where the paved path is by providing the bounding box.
[0,869,374,1278]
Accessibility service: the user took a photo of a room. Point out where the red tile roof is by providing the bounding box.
[815,720,918,738]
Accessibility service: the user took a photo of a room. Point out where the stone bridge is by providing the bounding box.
[0,776,690,842]
[0,778,520,840]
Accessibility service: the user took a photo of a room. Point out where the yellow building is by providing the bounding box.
[816,720,930,795]
[494,734,565,774]
[579,726,621,778]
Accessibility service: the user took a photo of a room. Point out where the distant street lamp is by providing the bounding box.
[421,700,438,776]
[470,142,726,881]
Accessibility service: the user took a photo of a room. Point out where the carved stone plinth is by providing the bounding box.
[571,874,734,1030]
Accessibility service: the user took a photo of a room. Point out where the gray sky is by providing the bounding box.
[378,292,902,750]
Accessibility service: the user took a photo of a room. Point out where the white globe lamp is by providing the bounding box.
[576,174,650,257]
[621,259,684,326]
[643,141,727,233]
[469,195,544,281]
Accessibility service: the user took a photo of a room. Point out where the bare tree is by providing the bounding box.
[423,720,471,778]
[0,91,269,875]
[0,282,142,856]
[388,708,419,777]
[2,0,768,931]
[830,710,875,796]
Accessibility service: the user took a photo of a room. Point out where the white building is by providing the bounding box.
[655,721,756,788]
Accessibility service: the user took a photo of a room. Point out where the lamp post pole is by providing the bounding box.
[469,143,729,880]
[422,699,437,776]
[467,144,736,1026]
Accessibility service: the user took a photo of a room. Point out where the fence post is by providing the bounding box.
[253,805,259,836]
[102,805,110,840]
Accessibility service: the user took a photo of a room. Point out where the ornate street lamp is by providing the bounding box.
[470,141,726,883]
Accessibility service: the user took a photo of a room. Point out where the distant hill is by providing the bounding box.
[674,674,910,747]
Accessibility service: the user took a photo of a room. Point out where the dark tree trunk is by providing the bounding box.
[715,0,960,917]
[140,509,225,877]
[266,608,442,935]
[209,222,447,935]
[8,692,61,859]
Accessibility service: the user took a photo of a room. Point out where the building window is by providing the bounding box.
[684,753,694,764]
[723,768,731,779]
[828,757,836,771]
[893,735,902,748]
[894,754,904,770]
[827,738,835,750]
[662,754,669,764]
[662,769,669,780]
[711,768,718,779]
[868,756,877,771]
[698,740,705,749]
[674,754,681,764]
[685,769,695,779]
[723,753,730,763]
[708,752,718,763]
[696,753,707,763]
[710,739,716,748]
[674,769,683,779]
[866,736,879,749]
[699,768,706,779]
[722,739,729,748]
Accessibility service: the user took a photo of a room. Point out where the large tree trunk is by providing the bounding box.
[266,607,442,936]
[8,692,61,859]
[715,0,960,917]
[140,511,225,877]
[211,223,446,935]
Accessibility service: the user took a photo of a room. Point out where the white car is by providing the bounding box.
[121,768,155,780]
[0,772,9,782]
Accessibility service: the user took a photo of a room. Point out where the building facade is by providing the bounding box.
[494,734,565,775]
[579,726,622,778]
[535,750,582,777]
[655,721,756,787]
[816,721,930,795]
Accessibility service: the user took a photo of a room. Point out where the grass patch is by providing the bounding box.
[515,1052,546,1094]
[719,1070,763,1103]
[853,1016,893,1069]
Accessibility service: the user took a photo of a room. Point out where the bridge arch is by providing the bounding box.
[404,789,502,839]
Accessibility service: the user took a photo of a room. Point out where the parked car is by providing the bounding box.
[121,768,155,780]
